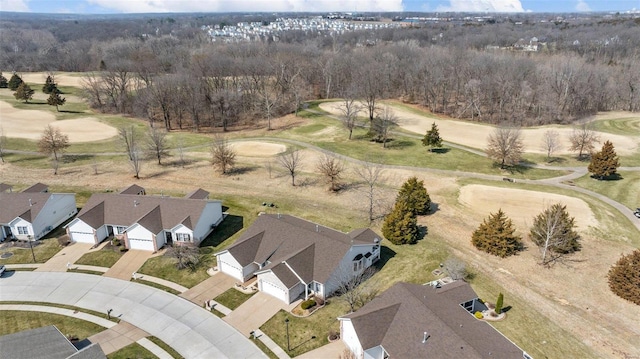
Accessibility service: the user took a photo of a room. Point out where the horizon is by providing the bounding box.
[1,0,639,15]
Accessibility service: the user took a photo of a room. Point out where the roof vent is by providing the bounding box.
[134,200,139,207]
[315,224,319,232]
[277,213,281,219]
[422,331,429,343]
[29,198,32,206]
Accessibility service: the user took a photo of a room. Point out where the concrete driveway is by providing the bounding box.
[103,250,153,280]
[180,272,236,305]
[223,292,291,336]
[0,272,266,359]
[297,340,347,359]
[35,242,93,272]
[88,321,149,355]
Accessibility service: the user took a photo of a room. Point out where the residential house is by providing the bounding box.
[339,281,528,359]
[65,189,223,251]
[0,188,77,242]
[215,214,381,304]
[0,183,12,193]
[119,184,146,195]
[22,182,49,193]
[0,325,106,359]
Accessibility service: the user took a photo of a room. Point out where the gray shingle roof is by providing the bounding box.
[76,193,211,232]
[0,192,53,224]
[185,188,209,199]
[22,183,49,193]
[119,184,145,195]
[0,183,12,192]
[224,214,379,285]
[0,325,106,359]
[341,282,524,359]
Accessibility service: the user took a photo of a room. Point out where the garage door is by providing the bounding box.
[128,237,154,251]
[260,280,288,303]
[219,260,243,281]
[69,231,94,244]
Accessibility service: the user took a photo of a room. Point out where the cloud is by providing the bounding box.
[85,0,403,13]
[575,0,591,11]
[0,0,30,11]
[436,0,524,12]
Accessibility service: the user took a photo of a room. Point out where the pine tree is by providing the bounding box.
[14,83,34,103]
[530,203,581,266]
[396,176,431,215]
[471,209,522,258]
[382,202,419,245]
[422,122,443,152]
[495,293,504,314]
[0,73,7,88]
[42,75,58,94]
[47,91,66,111]
[608,250,640,306]
[7,73,23,90]
[588,140,620,180]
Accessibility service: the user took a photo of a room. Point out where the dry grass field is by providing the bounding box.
[1,76,639,359]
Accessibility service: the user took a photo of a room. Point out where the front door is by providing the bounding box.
[166,232,173,245]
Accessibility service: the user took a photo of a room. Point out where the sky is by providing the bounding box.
[0,0,638,14]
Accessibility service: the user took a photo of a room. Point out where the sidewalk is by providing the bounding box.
[0,304,172,359]
[253,329,291,359]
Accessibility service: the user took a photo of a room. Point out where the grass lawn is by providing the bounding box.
[0,301,119,324]
[148,336,184,359]
[251,338,279,359]
[0,238,62,264]
[0,311,104,339]
[75,250,123,268]
[572,171,640,211]
[213,288,255,310]
[590,116,640,136]
[133,278,181,295]
[137,255,210,289]
[107,342,157,359]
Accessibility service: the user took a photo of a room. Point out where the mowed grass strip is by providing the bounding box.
[0,301,119,323]
[75,250,123,268]
[137,255,210,289]
[591,116,640,136]
[572,171,640,212]
[107,342,157,359]
[0,310,105,339]
[147,336,184,359]
[213,288,255,310]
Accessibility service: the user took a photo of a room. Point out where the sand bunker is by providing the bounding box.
[231,141,286,157]
[0,100,117,143]
[319,102,639,155]
[458,184,596,230]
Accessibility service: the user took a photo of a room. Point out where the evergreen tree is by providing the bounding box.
[608,249,640,306]
[7,73,23,90]
[47,91,66,111]
[382,202,419,245]
[0,73,7,88]
[471,209,522,258]
[14,83,34,103]
[396,176,431,215]
[422,122,443,152]
[42,75,58,94]
[495,293,504,314]
[530,203,581,266]
[588,140,620,180]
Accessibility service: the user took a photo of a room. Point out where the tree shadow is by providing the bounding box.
[63,154,94,163]
[374,246,396,270]
[590,173,623,181]
[545,156,566,164]
[502,305,512,313]
[428,202,441,214]
[229,166,256,175]
[200,214,244,248]
[385,139,415,149]
[58,110,83,114]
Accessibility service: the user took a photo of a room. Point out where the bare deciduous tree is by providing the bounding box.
[0,127,6,163]
[118,125,139,161]
[175,137,186,168]
[353,161,385,223]
[569,123,600,160]
[486,126,524,169]
[210,135,236,175]
[165,244,201,270]
[317,154,345,192]
[278,150,303,186]
[443,257,468,280]
[146,127,170,165]
[372,106,398,148]
[38,125,70,163]
[338,96,362,140]
[333,266,378,313]
[129,145,143,179]
[541,129,562,160]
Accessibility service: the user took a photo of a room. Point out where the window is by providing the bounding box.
[176,233,191,241]
[17,226,28,235]
[353,260,363,272]
[116,226,126,234]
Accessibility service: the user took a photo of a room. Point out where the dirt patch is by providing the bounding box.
[458,184,596,230]
[231,141,286,157]
[0,100,117,142]
[319,102,639,155]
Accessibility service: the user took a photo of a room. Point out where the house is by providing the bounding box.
[185,188,209,200]
[215,214,381,304]
[339,281,528,359]
[0,325,106,359]
[119,184,146,195]
[0,183,12,192]
[65,190,223,251]
[22,182,49,193]
[0,189,77,242]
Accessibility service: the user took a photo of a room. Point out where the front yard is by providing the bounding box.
[214,288,255,310]
[0,238,63,264]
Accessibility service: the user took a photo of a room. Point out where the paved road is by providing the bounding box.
[0,271,267,359]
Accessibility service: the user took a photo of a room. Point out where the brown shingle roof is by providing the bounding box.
[0,192,53,224]
[341,282,524,359]
[22,183,48,193]
[271,262,301,289]
[185,188,209,199]
[0,183,12,193]
[119,184,145,195]
[76,193,209,232]
[136,205,163,234]
[224,214,378,285]
[228,232,264,267]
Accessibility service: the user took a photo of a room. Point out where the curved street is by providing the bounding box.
[0,271,267,359]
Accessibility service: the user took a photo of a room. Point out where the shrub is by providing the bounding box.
[608,249,640,305]
[58,236,70,247]
[495,293,504,314]
[301,299,317,310]
[474,311,484,319]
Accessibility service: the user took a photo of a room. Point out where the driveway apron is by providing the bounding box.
[103,250,153,280]
[35,242,93,272]
[180,272,236,305]
[223,292,290,336]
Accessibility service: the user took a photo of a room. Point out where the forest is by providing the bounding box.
[1,11,639,129]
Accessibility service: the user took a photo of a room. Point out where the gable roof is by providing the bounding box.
[340,282,524,359]
[119,184,145,195]
[0,192,56,224]
[185,188,209,199]
[22,183,49,193]
[76,193,214,232]
[224,214,379,285]
[0,325,106,359]
[0,183,12,192]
